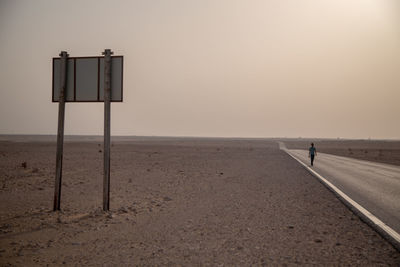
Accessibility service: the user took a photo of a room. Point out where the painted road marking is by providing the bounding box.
[279,142,400,251]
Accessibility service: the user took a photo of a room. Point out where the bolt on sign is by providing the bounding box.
[52,50,123,212]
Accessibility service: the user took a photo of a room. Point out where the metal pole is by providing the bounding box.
[102,49,113,211]
[54,51,68,211]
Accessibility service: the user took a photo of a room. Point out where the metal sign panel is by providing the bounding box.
[52,56,123,102]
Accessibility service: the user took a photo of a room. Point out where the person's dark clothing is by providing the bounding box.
[309,146,316,166]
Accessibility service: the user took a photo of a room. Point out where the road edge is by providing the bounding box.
[279,143,400,252]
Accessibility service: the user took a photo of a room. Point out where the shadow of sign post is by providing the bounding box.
[52,49,123,211]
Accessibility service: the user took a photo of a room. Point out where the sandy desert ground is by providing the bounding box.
[0,137,399,266]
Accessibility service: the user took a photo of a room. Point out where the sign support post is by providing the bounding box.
[102,49,113,211]
[51,49,122,211]
[53,51,68,211]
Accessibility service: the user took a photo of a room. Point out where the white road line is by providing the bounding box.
[280,144,400,250]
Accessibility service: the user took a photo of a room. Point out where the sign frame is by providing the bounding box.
[52,56,123,102]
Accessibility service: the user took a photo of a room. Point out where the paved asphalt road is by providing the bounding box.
[286,148,400,235]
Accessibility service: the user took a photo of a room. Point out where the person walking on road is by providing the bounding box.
[309,143,317,166]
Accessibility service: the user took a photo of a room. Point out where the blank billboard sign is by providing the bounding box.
[52,56,123,102]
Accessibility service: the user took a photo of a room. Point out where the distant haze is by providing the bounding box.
[1,0,399,139]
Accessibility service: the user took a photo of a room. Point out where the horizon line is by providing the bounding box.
[0,134,399,142]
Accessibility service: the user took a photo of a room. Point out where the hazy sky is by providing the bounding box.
[1,0,399,139]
